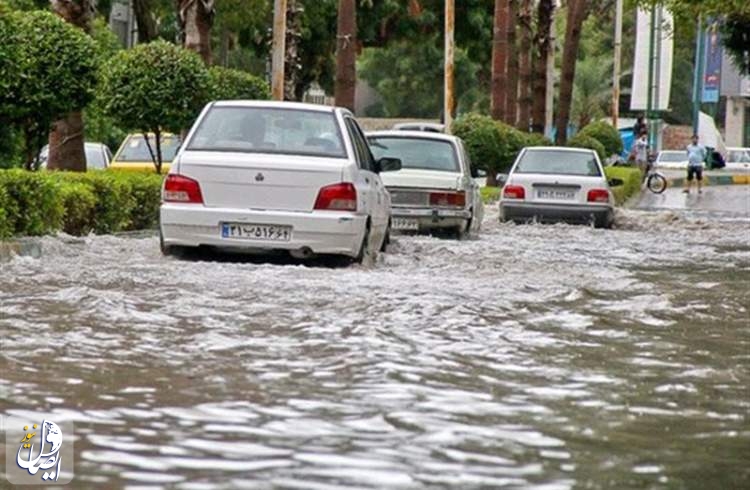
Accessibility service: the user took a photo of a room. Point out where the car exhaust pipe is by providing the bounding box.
[290,247,314,259]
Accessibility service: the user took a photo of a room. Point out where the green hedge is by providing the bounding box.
[0,169,164,238]
[578,121,623,157]
[568,133,607,162]
[604,166,642,205]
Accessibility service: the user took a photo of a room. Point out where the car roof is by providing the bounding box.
[366,130,459,143]
[659,150,684,154]
[211,100,341,114]
[523,146,595,154]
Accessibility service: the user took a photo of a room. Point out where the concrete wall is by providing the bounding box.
[725,97,748,147]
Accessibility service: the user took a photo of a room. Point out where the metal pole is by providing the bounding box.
[691,15,704,135]
[271,0,287,101]
[646,5,656,148]
[612,0,623,127]
[444,0,455,133]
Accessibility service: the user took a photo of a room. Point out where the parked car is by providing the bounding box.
[654,150,688,169]
[367,130,483,238]
[499,147,617,229]
[159,101,401,263]
[110,133,181,173]
[726,147,750,169]
[37,142,112,170]
[392,122,445,133]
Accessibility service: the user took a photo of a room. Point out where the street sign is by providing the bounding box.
[701,24,722,103]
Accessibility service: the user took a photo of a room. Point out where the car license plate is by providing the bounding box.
[537,188,575,200]
[221,223,292,242]
[392,218,419,231]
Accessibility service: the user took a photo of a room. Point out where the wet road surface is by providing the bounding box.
[1,205,749,489]
[635,184,749,217]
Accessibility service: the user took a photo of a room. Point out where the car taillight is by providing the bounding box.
[503,185,525,200]
[587,189,610,203]
[314,183,357,211]
[429,191,466,207]
[163,174,203,204]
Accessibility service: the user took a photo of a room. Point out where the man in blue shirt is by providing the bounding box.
[684,134,707,194]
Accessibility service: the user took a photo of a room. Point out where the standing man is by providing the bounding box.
[684,134,707,194]
[633,130,649,176]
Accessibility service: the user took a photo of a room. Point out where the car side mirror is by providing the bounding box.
[608,178,624,187]
[471,168,486,178]
[496,173,507,186]
[376,157,402,173]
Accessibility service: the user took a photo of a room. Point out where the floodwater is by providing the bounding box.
[1,206,748,489]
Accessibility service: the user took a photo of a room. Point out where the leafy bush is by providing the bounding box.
[58,182,97,235]
[99,41,211,172]
[452,113,528,182]
[120,173,164,231]
[0,169,63,235]
[0,184,13,238]
[578,120,623,157]
[523,132,553,147]
[0,10,98,167]
[605,166,642,205]
[568,133,607,162]
[209,66,271,101]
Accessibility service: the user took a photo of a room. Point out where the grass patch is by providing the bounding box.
[605,165,643,205]
[481,186,502,204]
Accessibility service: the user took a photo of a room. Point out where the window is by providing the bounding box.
[187,106,346,158]
[514,149,602,177]
[117,135,181,163]
[369,137,459,173]
[345,118,375,171]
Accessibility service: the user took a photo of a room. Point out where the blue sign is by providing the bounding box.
[701,25,723,103]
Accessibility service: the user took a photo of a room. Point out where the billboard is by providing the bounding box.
[631,7,674,111]
[701,24,723,103]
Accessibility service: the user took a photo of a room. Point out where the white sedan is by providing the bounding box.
[655,150,689,169]
[366,131,483,238]
[159,101,401,263]
[499,147,616,229]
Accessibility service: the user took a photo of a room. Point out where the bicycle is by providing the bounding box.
[644,161,667,194]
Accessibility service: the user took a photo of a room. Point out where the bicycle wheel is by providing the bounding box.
[647,173,667,194]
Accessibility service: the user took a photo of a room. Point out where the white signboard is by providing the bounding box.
[630,7,674,111]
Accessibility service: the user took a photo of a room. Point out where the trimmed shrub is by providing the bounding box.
[578,121,623,157]
[120,173,163,231]
[59,182,97,235]
[0,169,63,235]
[209,66,271,101]
[523,132,553,147]
[0,184,13,238]
[52,172,135,234]
[568,133,607,162]
[605,166,642,205]
[452,113,528,180]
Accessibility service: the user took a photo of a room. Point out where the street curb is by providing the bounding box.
[667,174,750,188]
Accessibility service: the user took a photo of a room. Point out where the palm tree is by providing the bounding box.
[335,0,357,110]
[517,0,533,131]
[505,0,519,126]
[572,56,612,128]
[47,0,94,172]
[491,0,510,122]
[531,0,554,134]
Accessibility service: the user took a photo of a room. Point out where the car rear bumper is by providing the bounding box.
[160,204,367,257]
[391,206,471,230]
[500,202,612,224]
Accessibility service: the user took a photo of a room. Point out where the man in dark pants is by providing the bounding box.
[684,134,707,194]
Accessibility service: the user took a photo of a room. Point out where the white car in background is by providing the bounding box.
[392,122,446,133]
[655,150,688,169]
[367,130,483,238]
[726,147,750,169]
[499,147,617,229]
[37,142,112,170]
[159,101,401,263]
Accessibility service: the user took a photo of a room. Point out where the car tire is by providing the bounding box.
[353,221,375,265]
[593,213,613,229]
[380,221,391,252]
[159,229,188,258]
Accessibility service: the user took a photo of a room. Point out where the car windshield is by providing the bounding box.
[659,152,686,162]
[728,150,750,163]
[84,145,107,169]
[368,137,459,172]
[117,135,180,162]
[187,106,347,158]
[514,149,601,176]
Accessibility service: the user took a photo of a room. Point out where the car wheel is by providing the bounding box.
[593,213,612,229]
[354,221,375,265]
[159,229,187,258]
[380,221,391,252]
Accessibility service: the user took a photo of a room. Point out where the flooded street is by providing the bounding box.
[1,206,748,489]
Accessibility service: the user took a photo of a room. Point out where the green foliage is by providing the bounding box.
[99,41,211,171]
[480,186,502,204]
[578,121,624,157]
[567,134,607,162]
[452,113,528,176]
[523,132,554,147]
[0,10,98,166]
[0,184,13,238]
[0,169,63,236]
[58,182,97,235]
[120,173,163,231]
[208,66,271,101]
[604,166,643,205]
[572,56,612,129]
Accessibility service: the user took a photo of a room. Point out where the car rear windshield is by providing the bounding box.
[728,150,750,163]
[368,137,459,172]
[117,135,180,162]
[187,106,347,158]
[659,152,686,162]
[514,149,601,177]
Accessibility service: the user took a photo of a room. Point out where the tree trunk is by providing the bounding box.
[491,0,510,122]
[335,0,357,111]
[517,0,532,131]
[555,0,589,145]
[531,0,554,134]
[47,0,93,172]
[285,0,302,101]
[133,0,157,43]
[179,0,215,65]
[505,0,518,126]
